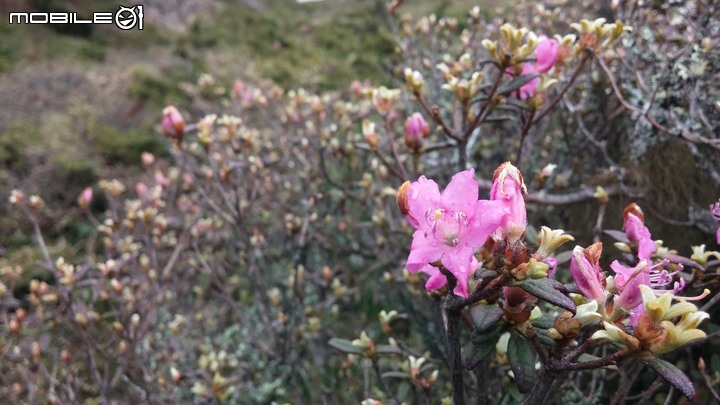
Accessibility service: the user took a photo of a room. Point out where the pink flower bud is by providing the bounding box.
[404,113,430,152]
[77,187,93,210]
[623,203,656,261]
[161,106,185,142]
[570,243,606,301]
[490,162,527,243]
[141,152,155,168]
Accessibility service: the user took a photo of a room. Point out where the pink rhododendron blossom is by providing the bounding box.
[611,260,650,312]
[518,64,539,100]
[490,162,527,243]
[623,203,656,261]
[514,36,559,99]
[401,169,506,297]
[570,242,606,301]
[534,36,559,74]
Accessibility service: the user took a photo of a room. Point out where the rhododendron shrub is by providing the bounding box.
[3,0,720,403]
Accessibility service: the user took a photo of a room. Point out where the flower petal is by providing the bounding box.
[464,199,506,247]
[440,244,475,298]
[422,266,448,291]
[406,230,444,272]
[441,169,478,214]
[407,176,441,230]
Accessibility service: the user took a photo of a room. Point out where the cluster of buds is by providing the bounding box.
[404,355,439,390]
[351,331,376,359]
[570,18,628,52]
[404,68,424,94]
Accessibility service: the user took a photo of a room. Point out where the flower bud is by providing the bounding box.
[161,106,185,143]
[77,187,93,210]
[554,311,581,339]
[396,181,411,217]
[490,162,527,243]
[362,120,378,149]
[536,226,574,258]
[404,113,429,152]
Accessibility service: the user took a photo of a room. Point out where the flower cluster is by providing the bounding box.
[569,203,710,354]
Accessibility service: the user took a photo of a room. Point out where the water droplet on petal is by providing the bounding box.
[411,187,420,200]
[460,265,467,273]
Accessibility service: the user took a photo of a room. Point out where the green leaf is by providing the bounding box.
[328,338,362,354]
[516,278,576,314]
[497,73,539,95]
[381,371,410,379]
[466,324,502,369]
[603,229,629,243]
[659,253,704,271]
[475,268,498,280]
[470,304,504,332]
[639,354,695,399]
[578,354,618,371]
[376,345,402,355]
[508,332,535,393]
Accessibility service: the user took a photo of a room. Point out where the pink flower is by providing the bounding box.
[135,182,148,197]
[404,112,430,152]
[514,36,559,99]
[534,36,559,74]
[570,242,606,301]
[611,260,650,311]
[623,203,656,261]
[399,169,506,297]
[490,162,527,243]
[421,257,481,294]
[518,64,539,100]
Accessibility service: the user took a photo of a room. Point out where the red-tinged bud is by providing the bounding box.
[396,181,411,216]
[554,311,581,339]
[161,106,185,142]
[15,308,27,323]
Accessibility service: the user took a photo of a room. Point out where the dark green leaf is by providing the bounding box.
[475,268,498,280]
[508,332,535,393]
[470,304,504,332]
[328,338,362,354]
[497,73,539,95]
[553,250,573,265]
[376,344,402,355]
[639,354,695,399]
[382,371,410,379]
[516,278,576,314]
[660,253,704,271]
[466,324,503,369]
[603,229,629,243]
[531,314,556,330]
